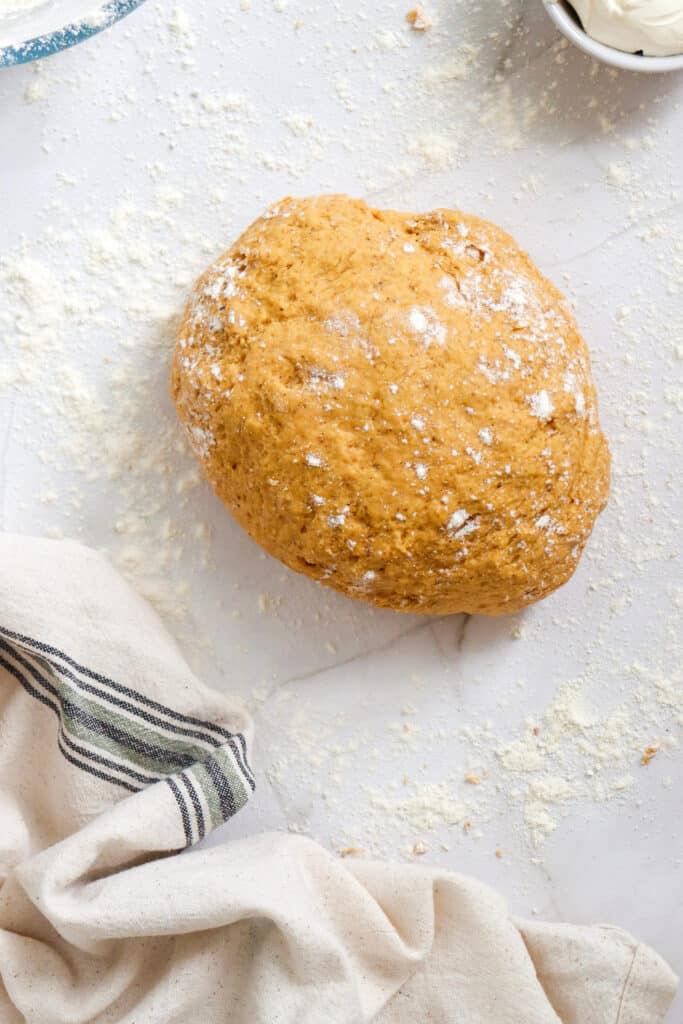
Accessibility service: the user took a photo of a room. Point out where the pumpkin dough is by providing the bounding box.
[172,195,610,615]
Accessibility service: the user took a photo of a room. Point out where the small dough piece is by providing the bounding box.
[172,195,609,615]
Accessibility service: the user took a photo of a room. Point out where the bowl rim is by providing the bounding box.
[0,0,148,68]
[544,0,683,73]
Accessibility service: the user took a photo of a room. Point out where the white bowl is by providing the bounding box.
[544,0,683,73]
[0,0,147,68]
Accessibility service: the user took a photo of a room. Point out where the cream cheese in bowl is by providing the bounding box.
[570,0,683,57]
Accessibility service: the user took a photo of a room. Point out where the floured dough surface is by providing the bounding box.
[171,195,610,615]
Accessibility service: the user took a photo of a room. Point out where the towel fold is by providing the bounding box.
[0,536,677,1023]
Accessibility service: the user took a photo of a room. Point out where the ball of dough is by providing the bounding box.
[171,195,609,615]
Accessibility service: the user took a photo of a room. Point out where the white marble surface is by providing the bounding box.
[1,0,681,1016]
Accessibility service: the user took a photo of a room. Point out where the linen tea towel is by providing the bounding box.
[0,535,677,1023]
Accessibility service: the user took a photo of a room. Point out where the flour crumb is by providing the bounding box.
[168,6,196,48]
[527,390,555,422]
[24,74,48,104]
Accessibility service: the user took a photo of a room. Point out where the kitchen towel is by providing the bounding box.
[0,535,677,1024]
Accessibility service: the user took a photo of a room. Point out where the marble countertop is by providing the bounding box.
[1,0,681,1015]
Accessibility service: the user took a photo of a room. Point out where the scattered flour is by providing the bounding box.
[1,0,680,877]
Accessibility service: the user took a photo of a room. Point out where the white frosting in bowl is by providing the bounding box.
[570,0,683,57]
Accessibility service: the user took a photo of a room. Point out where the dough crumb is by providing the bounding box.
[406,6,432,31]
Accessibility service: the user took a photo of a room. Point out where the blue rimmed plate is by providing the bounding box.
[0,0,147,68]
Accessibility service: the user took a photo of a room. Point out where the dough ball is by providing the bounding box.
[171,195,609,615]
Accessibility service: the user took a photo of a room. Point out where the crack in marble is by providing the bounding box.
[263,615,446,699]
[427,620,449,668]
[428,613,472,665]
[456,613,472,653]
[544,209,679,272]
